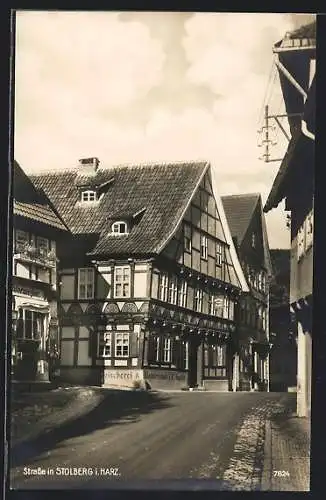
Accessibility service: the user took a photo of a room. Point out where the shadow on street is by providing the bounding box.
[10,390,173,468]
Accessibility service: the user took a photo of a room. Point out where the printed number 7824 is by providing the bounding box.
[273,471,290,477]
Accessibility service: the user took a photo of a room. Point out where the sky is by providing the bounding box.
[13,11,316,249]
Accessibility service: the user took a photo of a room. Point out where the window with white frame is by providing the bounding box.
[36,236,49,256]
[216,242,223,266]
[114,266,130,298]
[78,268,95,299]
[111,221,129,235]
[99,331,111,357]
[15,230,29,252]
[229,299,235,320]
[184,341,189,370]
[178,280,187,308]
[223,296,230,319]
[217,345,226,366]
[16,309,44,340]
[204,342,227,377]
[297,225,305,260]
[194,288,203,312]
[159,272,168,301]
[36,236,49,250]
[115,332,129,357]
[81,190,97,203]
[262,308,267,331]
[168,276,178,304]
[184,224,192,252]
[258,271,262,291]
[209,294,224,317]
[201,235,208,259]
[155,337,160,362]
[163,337,171,362]
[258,306,263,329]
[305,210,313,250]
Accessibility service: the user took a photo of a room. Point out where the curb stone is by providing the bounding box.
[261,420,272,490]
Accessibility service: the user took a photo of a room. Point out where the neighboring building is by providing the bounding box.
[269,249,296,392]
[264,21,315,416]
[12,161,68,381]
[222,194,273,391]
[31,158,249,391]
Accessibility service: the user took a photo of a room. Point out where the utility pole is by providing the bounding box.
[263,105,270,162]
[258,106,302,163]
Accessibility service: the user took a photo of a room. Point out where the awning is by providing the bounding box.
[14,295,49,312]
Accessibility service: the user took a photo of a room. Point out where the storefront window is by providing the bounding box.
[204,342,227,378]
[15,309,44,340]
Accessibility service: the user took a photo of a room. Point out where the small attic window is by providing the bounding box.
[111,221,129,235]
[81,190,97,203]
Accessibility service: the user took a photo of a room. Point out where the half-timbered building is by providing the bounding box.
[12,161,68,381]
[222,194,273,391]
[31,158,249,390]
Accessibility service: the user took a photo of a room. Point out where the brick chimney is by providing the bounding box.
[78,157,100,176]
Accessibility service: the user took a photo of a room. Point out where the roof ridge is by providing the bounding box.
[27,159,209,177]
[221,192,261,199]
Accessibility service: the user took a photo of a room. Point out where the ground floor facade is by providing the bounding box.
[57,298,271,392]
[12,281,59,382]
[58,298,235,391]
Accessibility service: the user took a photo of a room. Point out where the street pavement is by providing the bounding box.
[10,391,308,491]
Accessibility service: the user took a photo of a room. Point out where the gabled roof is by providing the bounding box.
[13,161,68,232]
[221,193,260,246]
[222,193,272,276]
[31,161,208,256]
[14,201,69,231]
[210,172,249,293]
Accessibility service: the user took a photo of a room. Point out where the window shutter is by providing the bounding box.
[130,332,138,357]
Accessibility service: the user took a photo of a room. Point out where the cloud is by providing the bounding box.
[14,11,297,248]
[15,10,165,122]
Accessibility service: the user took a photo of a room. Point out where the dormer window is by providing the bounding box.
[81,190,97,203]
[111,221,128,235]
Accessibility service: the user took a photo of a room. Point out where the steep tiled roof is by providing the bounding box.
[222,193,272,276]
[31,161,208,257]
[288,20,316,40]
[275,20,316,51]
[14,201,68,231]
[14,161,68,232]
[221,194,260,246]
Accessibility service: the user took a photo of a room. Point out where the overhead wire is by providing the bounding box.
[257,54,277,128]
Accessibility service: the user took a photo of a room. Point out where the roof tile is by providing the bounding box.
[31,161,208,256]
[221,194,260,246]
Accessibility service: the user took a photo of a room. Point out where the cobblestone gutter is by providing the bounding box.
[220,397,297,491]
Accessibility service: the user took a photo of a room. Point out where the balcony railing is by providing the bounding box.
[14,243,57,269]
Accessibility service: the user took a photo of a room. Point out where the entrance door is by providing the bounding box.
[188,341,198,388]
